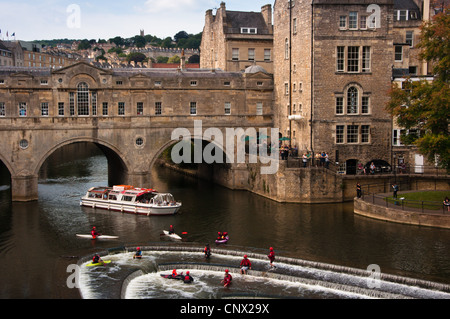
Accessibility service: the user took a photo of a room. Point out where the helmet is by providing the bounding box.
[270,247,273,250]
[137,247,140,250]
[186,271,190,275]
[225,269,229,273]
[244,255,247,258]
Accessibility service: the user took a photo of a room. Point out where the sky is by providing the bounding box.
[0,0,274,42]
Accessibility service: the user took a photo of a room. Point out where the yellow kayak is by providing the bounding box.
[86,260,111,267]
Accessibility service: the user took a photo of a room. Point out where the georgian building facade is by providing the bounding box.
[200,2,274,73]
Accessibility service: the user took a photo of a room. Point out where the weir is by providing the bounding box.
[78,244,450,299]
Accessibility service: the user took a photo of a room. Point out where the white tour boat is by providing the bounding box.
[80,185,182,216]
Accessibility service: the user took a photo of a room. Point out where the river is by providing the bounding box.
[0,143,450,299]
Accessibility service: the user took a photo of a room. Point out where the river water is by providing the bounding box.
[1,143,450,299]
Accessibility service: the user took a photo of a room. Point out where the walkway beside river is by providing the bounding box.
[354,191,450,229]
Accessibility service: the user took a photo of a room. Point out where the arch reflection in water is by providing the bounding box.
[78,245,450,299]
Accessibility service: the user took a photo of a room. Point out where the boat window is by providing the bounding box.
[122,196,134,202]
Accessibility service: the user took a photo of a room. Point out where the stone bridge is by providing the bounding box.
[0,62,274,201]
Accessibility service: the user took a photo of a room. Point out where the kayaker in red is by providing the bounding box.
[184,271,194,284]
[169,225,175,235]
[268,247,275,267]
[221,269,232,288]
[240,255,252,274]
[91,227,99,239]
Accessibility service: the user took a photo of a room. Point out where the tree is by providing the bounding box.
[386,8,450,170]
[168,55,181,64]
[127,52,147,63]
[174,31,189,43]
[134,35,146,48]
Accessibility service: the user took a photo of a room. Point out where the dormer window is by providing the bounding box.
[241,27,257,34]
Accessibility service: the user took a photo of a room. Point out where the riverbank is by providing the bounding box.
[354,191,450,229]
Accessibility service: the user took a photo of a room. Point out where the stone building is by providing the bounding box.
[0,60,273,122]
[0,41,13,67]
[274,0,396,174]
[200,2,274,73]
[391,0,439,172]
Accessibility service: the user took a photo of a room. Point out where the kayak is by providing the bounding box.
[215,236,229,244]
[86,260,111,267]
[76,234,119,239]
[163,230,182,240]
[160,273,183,280]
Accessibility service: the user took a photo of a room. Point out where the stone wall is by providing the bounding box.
[354,197,450,229]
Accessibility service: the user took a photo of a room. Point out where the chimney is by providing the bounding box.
[261,4,272,34]
[180,49,186,70]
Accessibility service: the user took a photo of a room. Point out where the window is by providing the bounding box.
[362,46,371,72]
[349,12,358,29]
[118,102,125,116]
[337,46,345,72]
[155,81,162,86]
[336,97,344,114]
[69,93,75,116]
[19,102,27,117]
[0,102,5,117]
[336,125,344,144]
[264,49,271,61]
[232,48,239,61]
[137,102,144,115]
[256,102,263,115]
[360,15,367,29]
[362,96,370,114]
[116,81,123,85]
[190,80,198,86]
[102,102,108,116]
[77,82,89,116]
[40,80,48,85]
[224,81,231,86]
[406,31,414,47]
[155,102,162,115]
[58,102,64,116]
[347,87,358,114]
[395,46,403,62]
[393,129,405,146]
[224,102,231,115]
[190,102,197,115]
[91,92,97,116]
[347,46,359,72]
[361,125,370,143]
[41,102,49,116]
[339,15,347,29]
[347,125,359,143]
[241,27,257,34]
[284,83,289,96]
[248,48,255,61]
[293,18,297,34]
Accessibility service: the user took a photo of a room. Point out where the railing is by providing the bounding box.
[361,192,450,215]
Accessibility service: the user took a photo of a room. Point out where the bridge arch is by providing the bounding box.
[35,137,131,186]
[149,132,234,173]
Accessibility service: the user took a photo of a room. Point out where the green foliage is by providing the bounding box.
[386,8,450,170]
[168,55,181,64]
[127,52,147,63]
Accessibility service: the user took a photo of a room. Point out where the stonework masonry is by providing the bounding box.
[0,62,273,201]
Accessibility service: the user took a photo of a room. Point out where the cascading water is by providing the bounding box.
[78,245,450,299]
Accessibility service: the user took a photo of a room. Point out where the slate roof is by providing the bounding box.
[225,11,271,35]
[394,0,420,10]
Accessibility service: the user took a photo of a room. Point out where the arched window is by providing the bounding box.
[77,82,89,116]
[347,86,358,114]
